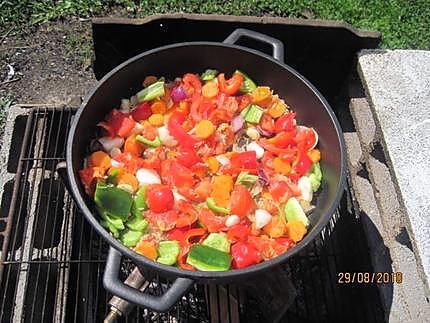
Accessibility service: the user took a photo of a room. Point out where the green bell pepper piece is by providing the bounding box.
[235,171,258,188]
[94,181,133,221]
[120,229,143,247]
[107,168,120,185]
[206,198,230,215]
[157,240,180,265]
[137,81,165,102]
[200,69,218,81]
[186,244,231,271]
[307,162,322,192]
[203,233,230,253]
[243,104,264,124]
[100,220,120,238]
[126,215,148,232]
[131,185,148,218]
[136,135,161,148]
[235,70,257,93]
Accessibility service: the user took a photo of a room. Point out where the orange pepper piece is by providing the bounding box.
[135,240,158,260]
[88,151,111,170]
[210,175,233,208]
[207,156,220,173]
[150,100,167,114]
[143,75,157,87]
[308,149,321,163]
[252,86,272,107]
[202,81,219,98]
[267,100,287,118]
[263,215,286,238]
[124,135,145,156]
[273,157,292,175]
[285,220,307,242]
[117,172,139,193]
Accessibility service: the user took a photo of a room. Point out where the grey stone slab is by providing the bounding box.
[349,98,376,148]
[358,50,430,290]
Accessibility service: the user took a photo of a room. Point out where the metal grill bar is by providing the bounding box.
[0,107,385,323]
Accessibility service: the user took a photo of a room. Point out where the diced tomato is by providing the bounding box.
[268,130,296,148]
[167,117,197,148]
[230,151,258,171]
[137,147,162,171]
[218,73,243,95]
[293,150,313,176]
[198,208,226,232]
[170,162,195,188]
[229,185,256,218]
[227,224,251,243]
[269,180,293,203]
[106,109,136,138]
[248,236,287,260]
[275,237,295,250]
[175,200,199,228]
[209,108,234,125]
[294,127,317,151]
[222,96,239,114]
[131,102,152,121]
[182,73,202,95]
[177,147,200,168]
[146,184,175,213]
[145,209,178,231]
[237,93,253,111]
[274,112,296,133]
[79,167,104,194]
[167,227,189,244]
[259,113,275,133]
[190,163,208,179]
[231,241,260,269]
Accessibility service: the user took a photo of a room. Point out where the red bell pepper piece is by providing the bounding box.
[230,151,258,171]
[145,209,178,231]
[275,237,295,250]
[267,130,296,148]
[131,102,152,121]
[167,117,197,148]
[231,241,260,269]
[218,73,243,95]
[184,227,207,245]
[106,109,135,138]
[182,73,202,95]
[229,185,256,218]
[170,161,195,188]
[293,150,312,176]
[274,112,296,133]
[268,180,293,202]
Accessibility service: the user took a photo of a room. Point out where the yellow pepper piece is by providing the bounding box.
[148,113,164,126]
[195,120,215,139]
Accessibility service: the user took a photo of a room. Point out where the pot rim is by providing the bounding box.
[66,41,346,280]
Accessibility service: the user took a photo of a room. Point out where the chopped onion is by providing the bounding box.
[136,168,161,186]
[109,147,122,158]
[172,189,187,202]
[246,141,265,159]
[258,169,269,186]
[98,136,124,152]
[225,215,240,227]
[255,209,272,229]
[170,86,188,102]
[130,121,144,135]
[256,125,272,137]
[231,115,244,132]
[120,99,131,113]
[110,159,123,168]
[215,155,230,166]
[158,126,178,147]
[298,176,313,202]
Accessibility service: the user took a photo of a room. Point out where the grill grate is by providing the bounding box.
[0,107,385,323]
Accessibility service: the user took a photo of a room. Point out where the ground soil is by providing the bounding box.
[0,19,96,107]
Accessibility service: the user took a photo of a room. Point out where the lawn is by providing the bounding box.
[0,0,429,49]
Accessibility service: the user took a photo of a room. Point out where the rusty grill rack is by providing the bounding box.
[0,107,385,322]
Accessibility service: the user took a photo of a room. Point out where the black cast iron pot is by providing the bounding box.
[60,29,346,312]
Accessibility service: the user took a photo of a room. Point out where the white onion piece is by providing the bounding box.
[130,122,144,135]
[109,147,122,158]
[296,126,318,150]
[298,176,313,202]
[117,183,134,193]
[130,95,138,107]
[158,126,178,147]
[136,168,161,186]
[172,189,187,202]
[255,209,272,229]
[98,136,124,152]
[120,99,131,113]
[215,155,230,166]
[225,215,240,227]
[110,159,123,168]
[246,127,260,140]
[246,141,265,159]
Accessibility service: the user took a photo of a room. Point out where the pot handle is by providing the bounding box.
[223,28,285,62]
[56,161,74,194]
[103,247,194,312]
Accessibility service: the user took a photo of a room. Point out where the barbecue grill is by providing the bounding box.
[0,14,398,323]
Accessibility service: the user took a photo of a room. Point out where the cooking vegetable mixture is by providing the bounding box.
[80,69,322,271]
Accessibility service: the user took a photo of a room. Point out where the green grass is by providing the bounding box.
[0,0,429,49]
